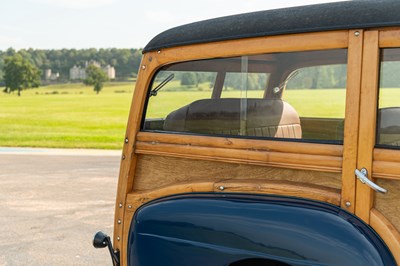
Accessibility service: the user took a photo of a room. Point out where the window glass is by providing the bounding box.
[143,49,347,143]
[377,48,400,147]
[221,72,268,98]
[284,64,347,141]
[285,64,347,118]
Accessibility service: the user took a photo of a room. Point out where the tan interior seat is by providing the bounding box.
[163,98,302,139]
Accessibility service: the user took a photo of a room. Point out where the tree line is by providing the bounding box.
[0,47,143,82]
[2,53,111,96]
[174,63,400,90]
[2,48,400,96]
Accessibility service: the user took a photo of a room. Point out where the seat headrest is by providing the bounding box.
[164,98,301,136]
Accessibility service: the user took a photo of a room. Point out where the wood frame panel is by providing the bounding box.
[369,28,400,261]
[137,132,343,156]
[341,30,363,212]
[379,28,400,48]
[157,31,348,64]
[125,180,341,212]
[135,136,342,172]
[375,179,400,234]
[114,31,349,265]
[123,179,341,262]
[355,30,380,223]
[373,149,400,180]
[108,24,400,265]
[133,155,342,191]
[370,209,400,264]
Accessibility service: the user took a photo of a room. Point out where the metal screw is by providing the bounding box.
[354,31,360,37]
[128,205,132,209]
[119,203,123,208]
[157,50,161,54]
[122,155,125,160]
[142,65,146,70]
[219,186,225,191]
[117,236,120,241]
[118,219,121,224]
[125,138,128,143]
[345,201,351,207]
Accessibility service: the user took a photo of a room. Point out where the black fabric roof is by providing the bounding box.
[143,0,400,53]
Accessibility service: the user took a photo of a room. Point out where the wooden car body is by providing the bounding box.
[111,1,400,265]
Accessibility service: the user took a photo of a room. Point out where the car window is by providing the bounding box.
[142,49,348,144]
[220,72,268,98]
[377,48,400,148]
[285,64,347,118]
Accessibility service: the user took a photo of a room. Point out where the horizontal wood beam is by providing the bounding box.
[137,132,343,156]
[125,180,341,213]
[135,140,342,173]
[214,179,340,205]
[379,28,400,48]
[373,149,400,180]
[153,31,348,64]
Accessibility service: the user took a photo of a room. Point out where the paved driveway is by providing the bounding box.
[0,148,121,266]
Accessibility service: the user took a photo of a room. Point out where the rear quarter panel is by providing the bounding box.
[128,194,395,266]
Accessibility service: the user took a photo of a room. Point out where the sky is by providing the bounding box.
[0,0,349,50]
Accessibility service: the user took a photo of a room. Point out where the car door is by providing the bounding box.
[353,29,400,262]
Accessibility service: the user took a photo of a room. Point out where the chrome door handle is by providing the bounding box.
[355,168,387,194]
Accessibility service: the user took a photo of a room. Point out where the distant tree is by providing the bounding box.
[84,64,108,94]
[6,47,16,56]
[0,48,143,81]
[180,72,197,87]
[3,53,40,96]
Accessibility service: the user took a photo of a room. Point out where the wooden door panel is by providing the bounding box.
[356,29,400,262]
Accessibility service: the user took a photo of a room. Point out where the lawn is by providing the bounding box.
[146,88,347,118]
[1,84,399,149]
[0,83,134,149]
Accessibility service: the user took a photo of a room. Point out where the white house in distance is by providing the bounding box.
[69,61,116,80]
[69,66,86,80]
[44,69,60,81]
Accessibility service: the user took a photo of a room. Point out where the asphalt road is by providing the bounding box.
[0,148,121,266]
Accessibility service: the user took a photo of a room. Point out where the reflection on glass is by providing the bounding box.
[377,48,400,147]
[143,49,348,144]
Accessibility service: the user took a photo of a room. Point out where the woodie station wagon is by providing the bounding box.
[94,1,400,265]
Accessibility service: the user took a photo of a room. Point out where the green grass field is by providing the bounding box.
[0,83,134,149]
[147,88,347,119]
[0,83,399,149]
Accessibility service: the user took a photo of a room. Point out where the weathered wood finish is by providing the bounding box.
[133,155,342,191]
